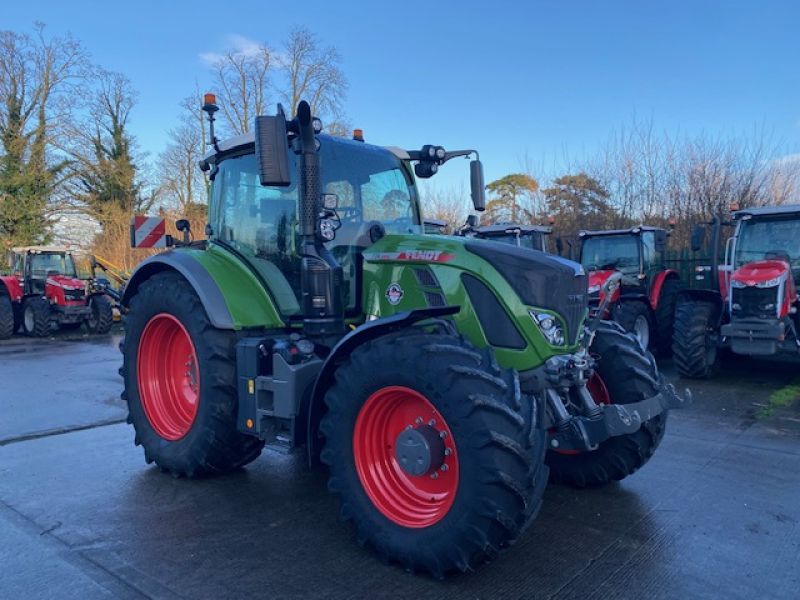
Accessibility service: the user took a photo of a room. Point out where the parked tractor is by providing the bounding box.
[673,205,800,378]
[578,226,682,353]
[0,246,114,339]
[120,96,687,576]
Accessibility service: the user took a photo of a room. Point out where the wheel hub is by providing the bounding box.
[395,424,445,477]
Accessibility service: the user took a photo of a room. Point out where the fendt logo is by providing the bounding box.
[364,250,455,263]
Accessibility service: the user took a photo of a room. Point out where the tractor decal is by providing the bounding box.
[364,250,455,263]
[385,283,404,305]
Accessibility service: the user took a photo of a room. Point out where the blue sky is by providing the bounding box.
[4,0,800,189]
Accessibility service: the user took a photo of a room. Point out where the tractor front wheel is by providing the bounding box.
[320,332,548,577]
[22,297,51,337]
[546,320,667,487]
[0,295,13,339]
[86,295,113,334]
[613,300,653,350]
[121,272,264,477]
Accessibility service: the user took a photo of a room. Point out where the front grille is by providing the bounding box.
[65,289,86,301]
[562,276,588,345]
[732,286,779,318]
[424,291,446,307]
[413,267,439,288]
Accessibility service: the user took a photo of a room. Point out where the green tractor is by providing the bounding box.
[120,97,688,576]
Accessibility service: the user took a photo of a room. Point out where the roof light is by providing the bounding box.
[203,92,216,106]
[730,202,740,211]
[353,128,364,142]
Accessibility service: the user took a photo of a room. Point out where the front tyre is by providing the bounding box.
[320,332,548,577]
[121,272,264,477]
[547,321,667,487]
[86,295,113,334]
[613,300,653,350]
[0,295,13,339]
[672,300,720,379]
[22,297,51,337]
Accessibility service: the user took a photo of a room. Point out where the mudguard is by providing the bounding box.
[649,269,679,310]
[304,305,459,463]
[677,288,726,324]
[122,246,285,330]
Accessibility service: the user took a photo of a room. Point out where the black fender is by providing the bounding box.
[304,305,459,465]
[121,252,235,329]
[676,288,727,325]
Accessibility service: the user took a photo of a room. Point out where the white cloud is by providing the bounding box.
[199,34,264,66]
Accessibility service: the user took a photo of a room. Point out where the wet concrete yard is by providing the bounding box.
[1,332,798,599]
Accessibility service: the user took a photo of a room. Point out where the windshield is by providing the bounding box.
[734,217,800,271]
[210,138,420,314]
[483,232,546,252]
[30,253,77,278]
[580,234,640,273]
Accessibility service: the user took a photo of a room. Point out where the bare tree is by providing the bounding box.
[279,27,348,129]
[211,45,272,135]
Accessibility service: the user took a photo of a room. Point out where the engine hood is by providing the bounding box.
[588,269,616,291]
[731,260,789,287]
[46,274,85,290]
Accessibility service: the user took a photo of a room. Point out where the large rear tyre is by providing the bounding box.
[0,295,13,339]
[654,278,682,356]
[320,332,548,577]
[121,272,264,477]
[613,300,653,350]
[672,300,720,379]
[86,295,113,334]
[22,297,51,337]
[546,321,667,487]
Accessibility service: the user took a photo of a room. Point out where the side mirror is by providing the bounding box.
[691,225,705,252]
[254,109,291,187]
[470,160,486,212]
[176,219,191,243]
[556,237,564,255]
[654,230,668,252]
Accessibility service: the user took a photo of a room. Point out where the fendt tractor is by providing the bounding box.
[578,226,682,353]
[0,246,114,338]
[673,205,800,378]
[120,95,688,576]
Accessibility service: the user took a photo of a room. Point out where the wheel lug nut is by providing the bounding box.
[428,419,436,426]
[440,464,448,472]
[415,417,423,425]
[444,448,452,456]
[430,472,439,479]
[439,431,447,439]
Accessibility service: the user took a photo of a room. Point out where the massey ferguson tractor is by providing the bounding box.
[673,205,800,378]
[0,246,114,338]
[119,95,688,576]
[578,226,682,353]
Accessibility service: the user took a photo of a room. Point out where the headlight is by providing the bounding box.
[530,310,566,346]
[587,284,601,294]
[755,276,783,288]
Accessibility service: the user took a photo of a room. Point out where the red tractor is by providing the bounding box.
[673,205,800,377]
[578,226,682,353]
[0,246,114,339]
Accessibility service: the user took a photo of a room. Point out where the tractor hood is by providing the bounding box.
[731,260,790,287]
[46,274,85,291]
[587,270,616,294]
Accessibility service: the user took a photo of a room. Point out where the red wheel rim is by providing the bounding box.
[552,373,611,455]
[137,313,200,441]
[353,386,458,528]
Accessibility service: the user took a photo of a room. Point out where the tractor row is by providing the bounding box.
[0,246,117,339]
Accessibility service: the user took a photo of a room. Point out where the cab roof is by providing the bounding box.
[476,222,552,236]
[11,246,72,254]
[202,131,406,164]
[579,225,664,237]
[733,204,800,219]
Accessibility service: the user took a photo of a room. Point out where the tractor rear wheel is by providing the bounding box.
[672,299,720,379]
[86,295,113,334]
[320,332,548,577]
[546,320,667,487]
[121,272,264,477]
[613,300,653,350]
[0,295,13,339]
[22,297,51,337]
[654,278,682,356]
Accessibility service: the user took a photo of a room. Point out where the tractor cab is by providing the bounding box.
[11,246,84,299]
[472,222,552,253]
[577,226,679,352]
